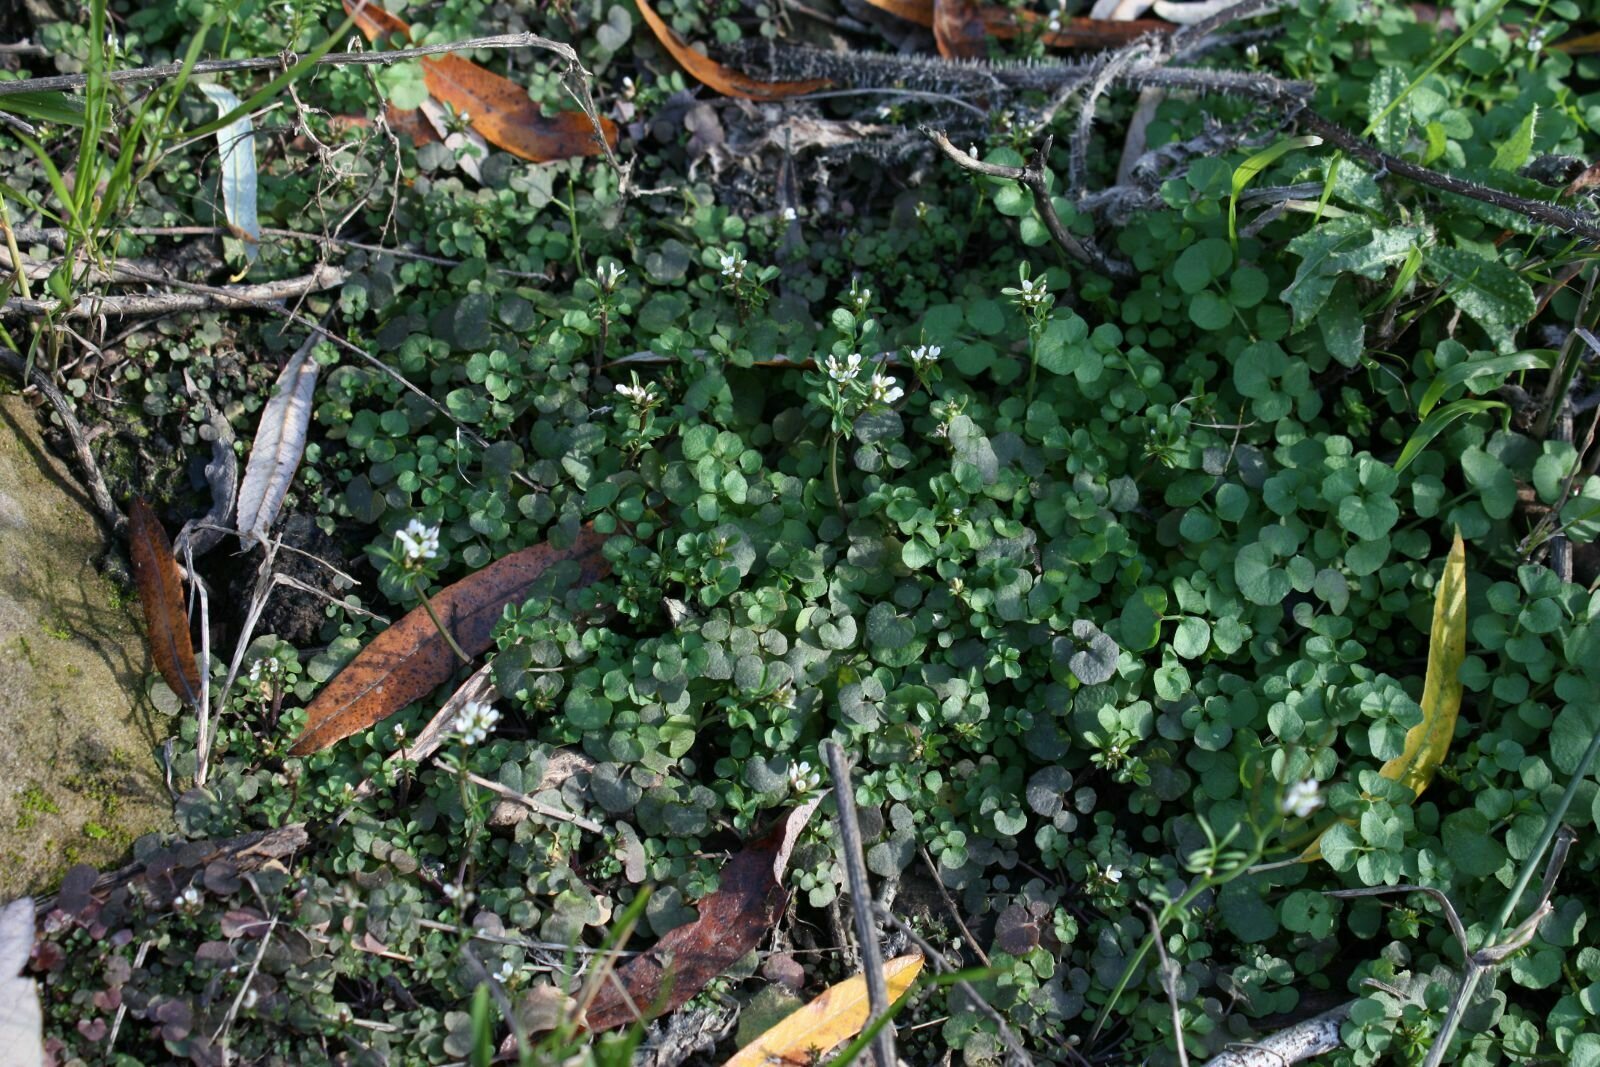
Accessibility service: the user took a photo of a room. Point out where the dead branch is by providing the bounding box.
[1196,1004,1350,1067]
[924,128,1134,277]
[0,265,348,318]
[0,347,125,535]
[0,32,589,98]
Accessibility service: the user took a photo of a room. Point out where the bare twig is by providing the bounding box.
[923,128,1134,277]
[918,844,989,967]
[1140,903,1190,1067]
[0,32,589,97]
[463,771,603,833]
[1324,884,1470,955]
[0,264,348,318]
[1196,1003,1350,1067]
[0,347,124,534]
[873,905,1039,1067]
[822,740,897,1067]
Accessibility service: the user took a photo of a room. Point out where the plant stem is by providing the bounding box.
[829,432,844,514]
[413,577,472,665]
[1422,723,1600,1067]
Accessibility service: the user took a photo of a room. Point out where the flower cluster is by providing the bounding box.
[1012,274,1050,310]
[595,261,625,292]
[788,760,822,795]
[908,344,941,367]
[394,519,441,567]
[615,377,658,406]
[1281,779,1323,818]
[718,251,747,279]
[869,371,904,406]
[824,352,863,383]
[452,700,501,746]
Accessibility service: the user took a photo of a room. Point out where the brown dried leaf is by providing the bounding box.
[344,0,618,161]
[933,0,988,59]
[128,498,200,706]
[861,0,1168,46]
[584,799,820,1031]
[635,0,831,101]
[287,525,609,755]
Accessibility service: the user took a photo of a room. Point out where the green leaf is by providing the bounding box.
[1423,246,1537,352]
[1395,399,1506,473]
[1491,106,1538,171]
[1173,617,1211,659]
[1173,238,1234,294]
[1419,351,1548,416]
[1229,135,1322,247]
[0,90,85,128]
[1235,543,1289,606]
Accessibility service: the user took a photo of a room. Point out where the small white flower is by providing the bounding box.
[788,760,822,794]
[909,344,941,366]
[615,379,657,405]
[496,960,515,982]
[719,251,747,279]
[1104,865,1123,884]
[621,75,636,97]
[782,207,798,221]
[177,885,203,912]
[1282,779,1323,819]
[395,518,441,564]
[442,882,461,900]
[824,352,863,383]
[393,725,406,742]
[596,261,625,290]
[453,700,502,746]
[242,987,259,1010]
[869,371,904,406]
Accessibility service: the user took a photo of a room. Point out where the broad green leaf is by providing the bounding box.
[1377,529,1466,799]
[1368,67,1410,153]
[1423,246,1537,352]
[1229,135,1322,248]
[0,90,85,128]
[1395,399,1506,473]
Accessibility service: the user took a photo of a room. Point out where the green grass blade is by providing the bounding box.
[1396,399,1506,473]
[1419,352,1549,417]
[1229,135,1323,248]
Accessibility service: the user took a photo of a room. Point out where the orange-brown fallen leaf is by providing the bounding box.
[287,525,609,755]
[343,0,616,162]
[128,497,201,706]
[635,0,831,101]
[723,953,924,1066]
[583,800,820,1031]
[933,0,989,59]
[861,0,1168,46]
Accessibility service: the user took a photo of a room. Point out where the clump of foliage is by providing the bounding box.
[11,0,1600,1065]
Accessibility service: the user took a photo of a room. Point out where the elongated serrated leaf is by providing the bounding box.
[1424,245,1537,353]
[237,333,321,549]
[0,898,42,1067]
[1378,529,1467,799]
[129,498,201,706]
[1395,398,1506,473]
[195,82,260,264]
[288,526,609,755]
[1491,106,1537,172]
[724,954,924,1067]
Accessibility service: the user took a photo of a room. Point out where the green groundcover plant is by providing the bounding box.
[10,0,1600,1064]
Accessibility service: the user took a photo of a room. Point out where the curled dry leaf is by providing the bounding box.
[195,82,261,265]
[288,525,610,755]
[635,0,830,101]
[236,331,320,549]
[344,0,617,162]
[129,498,201,706]
[861,0,1167,46]
[584,799,821,1031]
[933,0,989,59]
[724,953,924,1067]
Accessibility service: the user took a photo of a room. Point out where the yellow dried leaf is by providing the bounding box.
[1303,529,1466,862]
[722,954,923,1067]
[1378,527,1467,798]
